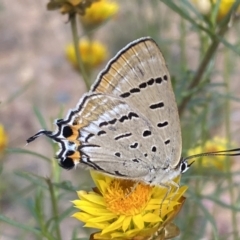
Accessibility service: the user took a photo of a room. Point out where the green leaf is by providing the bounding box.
[15,171,48,189]
[0,214,42,236]
[160,0,212,36]
[6,148,50,162]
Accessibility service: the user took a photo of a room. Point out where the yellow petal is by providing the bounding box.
[78,194,106,206]
[72,212,93,222]
[101,215,125,234]
[76,205,112,215]
[142,213,162,223]
[96,179,109,194]
[122,216,132,232]
[0,124,8,153]
[73,200,105,209]
[124,227,142,237]
[87,215,117,223]
[132,214,144,230]
[85,222,108,230]
[145,204,161,210]
[72,199,82,205]
[148,198,163,205]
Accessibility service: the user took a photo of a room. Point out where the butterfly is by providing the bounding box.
[27,37,240,187]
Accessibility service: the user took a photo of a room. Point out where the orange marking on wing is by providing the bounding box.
[69,151,81,160]
[66,127,79,141]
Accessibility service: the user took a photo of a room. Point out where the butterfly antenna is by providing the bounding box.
[184,148,240,162]
[26,130,54,144]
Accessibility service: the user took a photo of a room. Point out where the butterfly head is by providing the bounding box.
[180,148,240,174]
[179,158,194,174]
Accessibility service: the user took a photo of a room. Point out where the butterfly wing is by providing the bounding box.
[27,37,182,181]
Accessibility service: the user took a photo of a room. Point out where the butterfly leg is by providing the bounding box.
[158,181,180,218]
[125,181,139,197]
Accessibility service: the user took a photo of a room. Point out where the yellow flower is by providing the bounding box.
[192,0,240,20]
[80,0,119,29]
[65,39,107,70]
[217,0,240,19]
[47,0,100,15]
[192,0,211,15]
[72,171,187,240]
[0,124,8,154]
[187,137,234,171]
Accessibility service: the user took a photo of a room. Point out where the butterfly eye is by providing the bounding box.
[180,161,189,173]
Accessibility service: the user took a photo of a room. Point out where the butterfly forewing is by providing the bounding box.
[91,37,182,168]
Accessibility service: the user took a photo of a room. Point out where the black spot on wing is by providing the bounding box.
[59,157,75,169]
[152,146,157,152]
[163,75,168,81]
[120,92,131,98]
[128,112,139,119]
[62,126,73,138]
[155,77,162,84]
[132,159,139,163]
[80,144,101,149]
[143,130,151,137]
[147,78,154,85]
[130,88,140,93]
[150,102,164,109]
[115,132,132,141]
[164,139,170,145]
[109,118,117,125]
[139,82,147,88]
[115,152,121,157]
[85,133,94,142]
[119,115,128,123]
[130,142,138,148]
[157,121,168,128]
[97,130,106,136]
[99,121,108,127]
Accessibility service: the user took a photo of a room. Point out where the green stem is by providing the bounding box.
[180,17,186,69]
[224,49,238,240]
[178,24,228,116]
[178,0,240,116]
[46,178,62,240]
[51,144,61,183]
[70,14,91,90]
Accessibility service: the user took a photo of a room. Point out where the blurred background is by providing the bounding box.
[1,0,240,239]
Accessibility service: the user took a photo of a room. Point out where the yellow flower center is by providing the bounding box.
[104,179,153,216]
